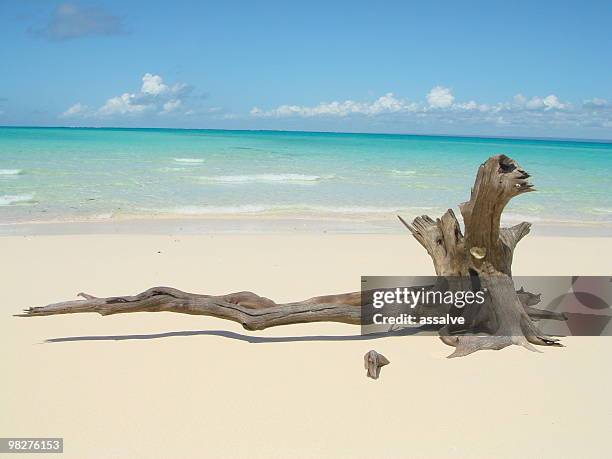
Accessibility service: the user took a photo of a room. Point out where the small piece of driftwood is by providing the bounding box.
[364,350,390,379]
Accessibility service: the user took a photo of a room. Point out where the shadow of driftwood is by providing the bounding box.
[46,327,425,344]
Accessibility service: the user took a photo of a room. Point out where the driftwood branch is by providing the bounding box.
[18,288,361,331]
[17,285,553,325]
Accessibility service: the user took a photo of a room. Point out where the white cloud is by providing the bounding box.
[427,86,454,108]
[161,99,182,113]
[251,88,576,120]
[59,76,609,133]
[251,93,418,118]
[247,87,612,131]
[60,102,87,117]
[98,93,149,116]
[543,95,565,110]
[61,73,195,119]
[454,100,489,111]
[523,94,566,110]
[583,98,609,109]
[141,73,168,96]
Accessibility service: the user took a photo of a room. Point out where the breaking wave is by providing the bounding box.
[389,169,417,176]
[198,173,335,184]
[0,194,37,206]
[153,204,435,215]
[0,169,24,176]
[173,158,204,164]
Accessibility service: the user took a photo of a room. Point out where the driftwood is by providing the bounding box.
[364,350,390,379]
[18,154,564,357]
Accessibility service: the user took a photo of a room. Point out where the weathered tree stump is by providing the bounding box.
[17,155,564,357]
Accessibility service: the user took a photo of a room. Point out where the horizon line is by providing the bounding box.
[1,124,612,144]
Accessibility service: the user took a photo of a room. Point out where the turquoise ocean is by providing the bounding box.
[1,127,611,232]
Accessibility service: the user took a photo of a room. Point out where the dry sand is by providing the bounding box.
[2,234,611,458]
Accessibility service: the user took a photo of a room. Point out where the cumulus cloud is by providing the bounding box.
[36,3,125,41]
[161,99,182,113]
[61,73,193,119]
[427,86,455,108]
[251,87,575,119]
[251,93,418,118]
[98,93,148,116]
[583,98,609,109]
[251,87,577,121]
[60,102,88,117]
[248,87,612,131]
[141,73,168,96]
[524,94,566,110]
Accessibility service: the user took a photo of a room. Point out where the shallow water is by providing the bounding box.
[1,127,610,230]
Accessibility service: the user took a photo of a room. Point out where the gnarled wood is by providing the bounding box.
[17,287,362,331]
[460,155,534,275]
[399,155,561,356]
[18,154,565,358]
[400,209,466,276]
[18,285,552,327]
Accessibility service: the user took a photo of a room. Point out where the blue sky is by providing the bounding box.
[1,0,611,138]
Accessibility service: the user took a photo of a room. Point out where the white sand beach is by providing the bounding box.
[2,233,611,458]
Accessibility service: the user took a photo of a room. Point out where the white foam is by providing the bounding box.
[198,174,334,183]
[0,169,23,176]
[390,169,417,176]
[0,194,37,206]
[168,205,272,214]
[173,158,204,164]
[303,205,434,214]
[159,167,188,172]
[592,208,612,214]
[153,204,435,216]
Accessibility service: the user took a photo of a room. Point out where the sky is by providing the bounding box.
[1,0,611,139]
